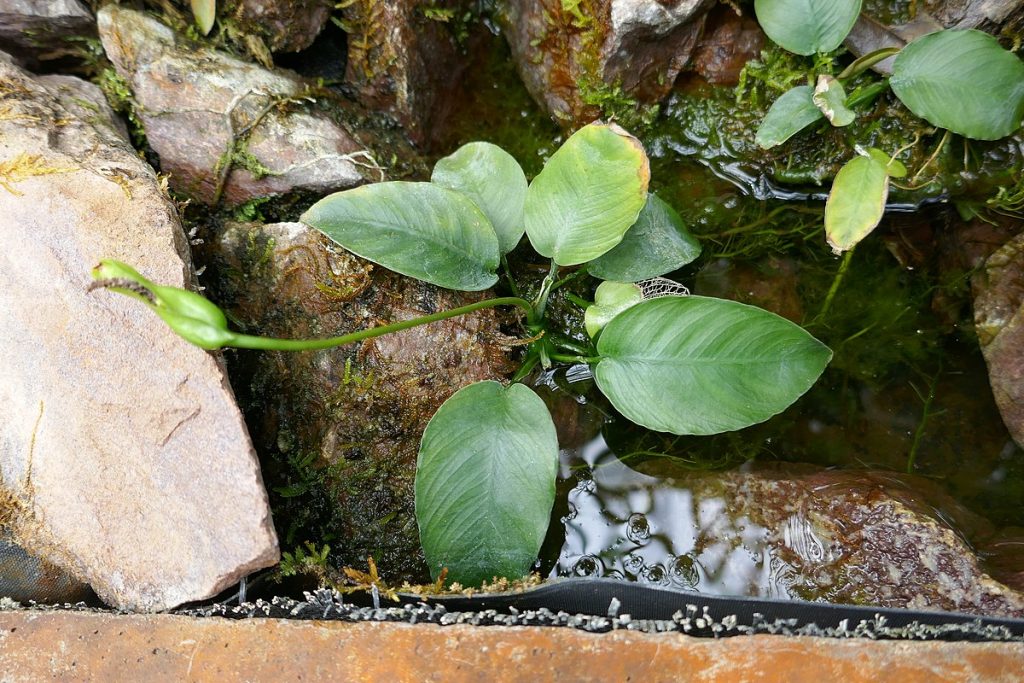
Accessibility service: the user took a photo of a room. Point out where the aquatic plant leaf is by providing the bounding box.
[584,281,644,338]
[825,154,889,253]
[588,194,702,282]
[866,148,907,178]
[524,122,649,266]
[416,381,559,585]
[432,142,528,254]
[755,86,825,149]
[301,181,500,291]
[190,0,216,35]
[812,75,855,127]
[754,0,862,55]
[593,297,831,435]
[890,29,1024,140]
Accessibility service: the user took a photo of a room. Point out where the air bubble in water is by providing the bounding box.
[626,512,651,544]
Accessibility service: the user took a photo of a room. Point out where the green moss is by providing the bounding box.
[95,67,148,149]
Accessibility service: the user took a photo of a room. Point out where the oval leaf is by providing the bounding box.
[190,0,216,35]
[301,181,500,291]
[593,296,832,435]
[891,29,1024,140]
[813,75,855,126]
[524,122,650,266]
[416,381,559,585]
[755,85,825,149]
[588,194,702,282]
[825,154,889,253]
[584,281,644,338]
[754,0,862,55]
[432,142,528,254]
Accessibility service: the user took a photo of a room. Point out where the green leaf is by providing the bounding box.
[584,281,644,338]
[754,0,862,55]
[588,194,702,282]
[301,181,500,291]
[524,122,650,266]
[415,381,559,585]
[593,296,831,435]
[825,154,889,253]
[867,148,907,178]
[755,85,825,149]
[190,0,216,35]
[812,75,855,126]
[431,142,528,254]
[890,29,1024,140]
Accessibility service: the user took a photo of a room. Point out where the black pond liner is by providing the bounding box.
[174,578,1024,643]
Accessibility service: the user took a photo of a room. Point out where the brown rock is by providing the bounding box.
[501,0,714,125]
[97,5,369,206]
[559,462,1024,618]
[0,612,1022,681]
[225,0,332,53]
[0,0,93,68]
[212,222,515,579]
[691,5,765,86]
[694,256,804,322]
[974,230,1024,448]
[0,53,278,611]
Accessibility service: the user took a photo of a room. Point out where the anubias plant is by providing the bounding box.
[753,0,1024,253]
[92,123,832,587]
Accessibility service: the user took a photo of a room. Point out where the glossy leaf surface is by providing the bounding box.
[301,181,500,291]
[584,281,644,338]
[594,297,831,435]
[890,29,1024,140]
[416,381,559,585]
[524,123,649,266]
[755,86,824,149]
[588,194,702,282]
[431,142,528,254]
[825,154,889,253]
[754,0,862,55]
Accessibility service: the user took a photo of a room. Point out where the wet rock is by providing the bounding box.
[213,222,515,579]
[690,5,765,86]
[560,454,1024,617]
[973,231,1024,448]
[0,0,93,69]
[501,0,715,125]
[0,54,278,610]
[97,5,369,206]
[336,0,472,144]
[225,0,332,53]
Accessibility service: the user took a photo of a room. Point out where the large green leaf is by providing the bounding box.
[593,297,831,435]
[825,153,889,253]
[890,29,1024,140]
[754,0,862,55]
[415,381,559,585]
[524,122,649,266]
[301,181,500,291]
[431,142,528,254]
[587,194,702,282]
[755,85,825,149]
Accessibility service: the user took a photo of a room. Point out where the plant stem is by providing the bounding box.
[549,353,601,364]
[228,296,534,352]
[532,259,559,322]
[552,265,587,290]
[907,364,941,474]
[836,47,901,81]
[500,254,521,297]
[817,249,854,320]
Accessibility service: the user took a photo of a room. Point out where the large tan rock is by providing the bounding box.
[0,53,278,611]
[97,5,367,206]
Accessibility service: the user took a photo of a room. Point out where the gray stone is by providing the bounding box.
[0,0,93,68]
[0,54,278,611]
[225,0,332,53]
[501,0,714,125]
[35,74,129,144]
[97,5,369,206]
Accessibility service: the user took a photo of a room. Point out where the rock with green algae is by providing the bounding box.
[212,221,516,580]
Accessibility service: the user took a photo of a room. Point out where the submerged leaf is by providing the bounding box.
[301,181,500,291]
[524,122,649,266]
[812,75,855,126]
[593,297,831,435]
[416,381,559,585]
[825,154,889,253]
[755,85,825,149]
[754,0,862,55]
[431,142,528,254]
[890,29,1024,140]
[588,194,701,282]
